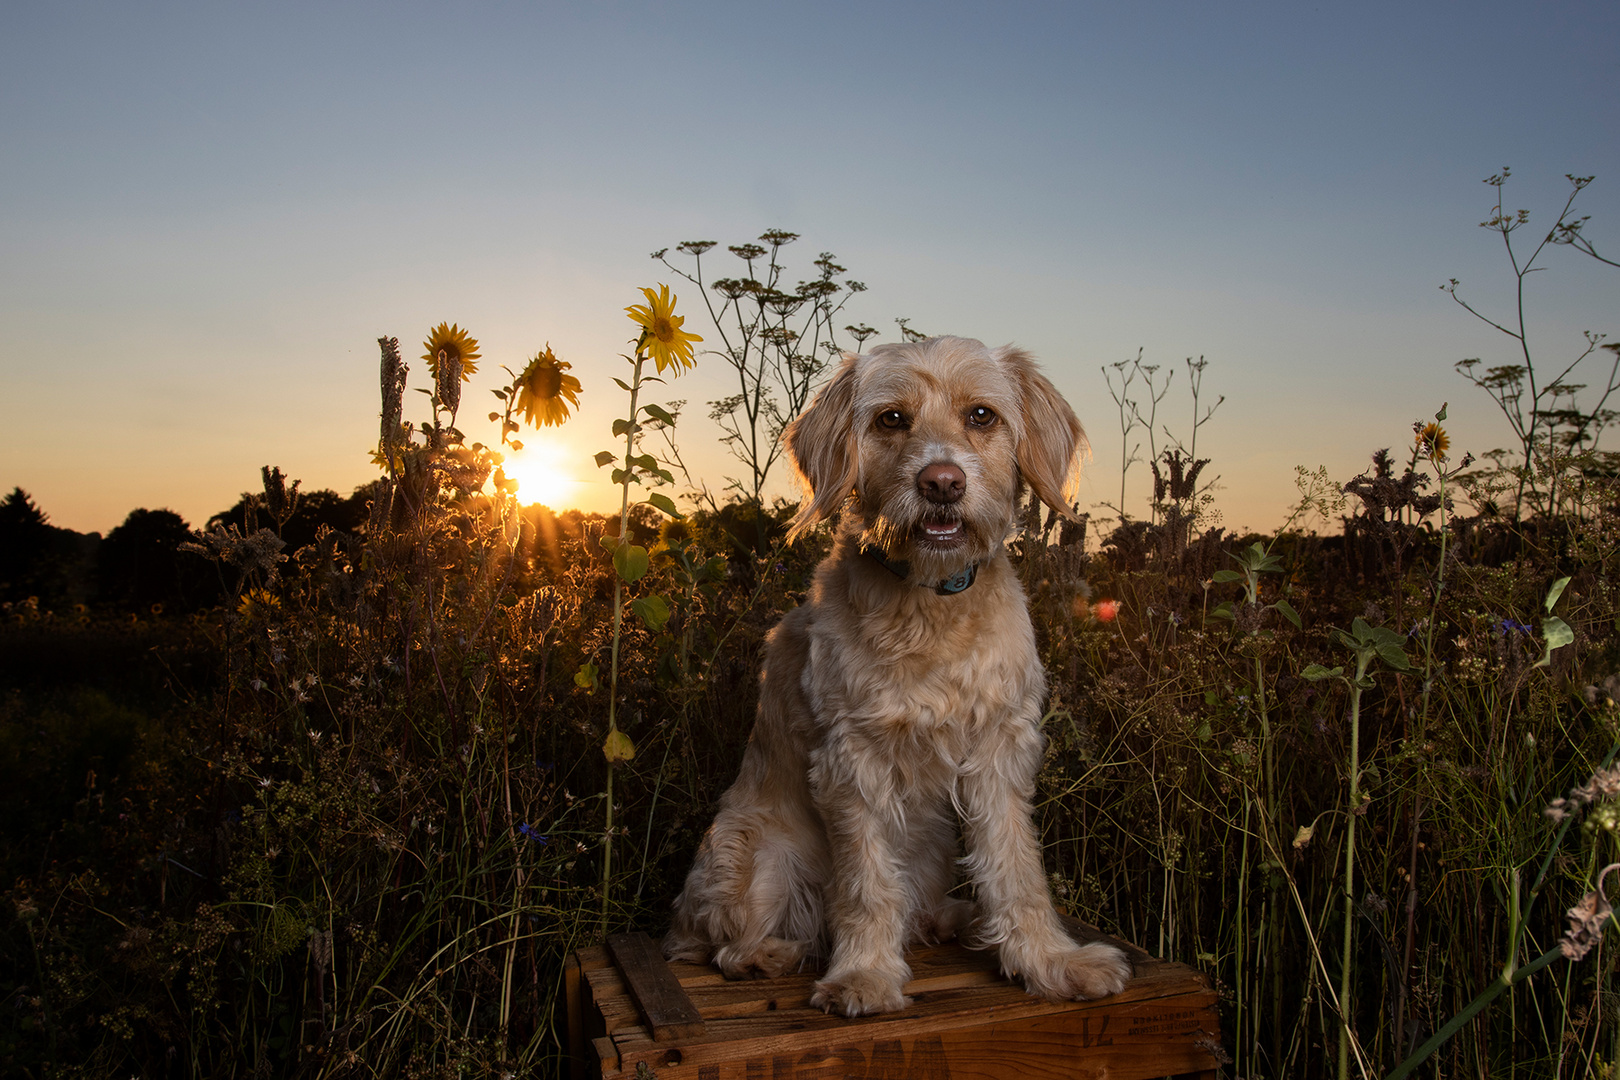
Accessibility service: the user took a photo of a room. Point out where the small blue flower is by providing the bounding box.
[517,823,548,844]
[1495,618,1533,636]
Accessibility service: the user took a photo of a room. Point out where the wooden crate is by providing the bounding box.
[565,923,1224,1080]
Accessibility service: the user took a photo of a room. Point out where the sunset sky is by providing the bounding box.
[4,1,1617,535]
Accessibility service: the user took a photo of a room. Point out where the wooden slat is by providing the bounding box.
[564,953,584,1078]
[607,931,708,1041]
[604,985,1222,1080]
[591,1034,620,1076]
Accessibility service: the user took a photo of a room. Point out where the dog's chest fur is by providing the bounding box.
[794,546,1044,795]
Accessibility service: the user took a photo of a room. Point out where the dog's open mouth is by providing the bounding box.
[915,517,968,549]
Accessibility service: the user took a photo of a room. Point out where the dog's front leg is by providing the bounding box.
[807,739,913,1016]
[958,722,1132,1001]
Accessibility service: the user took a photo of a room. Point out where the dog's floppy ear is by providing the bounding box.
[997,345,1086,520]
[784,351,861,538]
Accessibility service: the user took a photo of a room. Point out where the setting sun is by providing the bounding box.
[502,438,583,509]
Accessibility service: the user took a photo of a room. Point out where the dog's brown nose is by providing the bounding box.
[917,462,966,504]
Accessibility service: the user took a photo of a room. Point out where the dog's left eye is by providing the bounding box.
[967,406,998,427]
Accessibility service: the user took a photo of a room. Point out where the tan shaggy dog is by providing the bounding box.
[664,335,1132,1016]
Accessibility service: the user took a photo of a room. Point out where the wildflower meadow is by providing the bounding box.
[5,179,1620,1079]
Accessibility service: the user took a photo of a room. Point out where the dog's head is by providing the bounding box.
[784,335,1085,580]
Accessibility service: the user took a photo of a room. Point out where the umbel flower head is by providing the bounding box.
[514,345,582,428]
[423,323,480,383]
[625,284,702,373]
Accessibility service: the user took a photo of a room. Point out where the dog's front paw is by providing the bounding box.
[1021,941,1133,1001]
[714,937,811,979]
[810,970,911,1016]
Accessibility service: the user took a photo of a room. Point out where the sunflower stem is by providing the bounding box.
[601,335,649,930]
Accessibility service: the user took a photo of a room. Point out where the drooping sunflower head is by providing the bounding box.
[514,345,582,428]
[422,323,481,383]
[1415,421,1449,462]
[625,284,703,374]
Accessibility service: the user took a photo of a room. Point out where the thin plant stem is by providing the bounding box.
[1419,463,1448,728]
[601,336,648,928]
[1339,648,1371,1080]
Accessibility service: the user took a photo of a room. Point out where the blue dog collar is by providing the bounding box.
[860,544,980,595]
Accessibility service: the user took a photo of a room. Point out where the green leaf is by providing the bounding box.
[1273,598,1302,629]
[612,418,638,437]
[629,453,660,472]
[630,595,671,631]
[614,544,650,582]
[487,412,501,422]
[610,469,641,486]
[491,388,508,400]
[1546,616,1576,649]
[613,377,632,392]
[1435,402,1447,422]
[1533,615,1575,668]
[641,403,677,426]
[573,660,598,691]
[1212,569,1246,584]
[1544,575,1571,613]
[1211,601,1235,620]
[1301,664,1344,682]
[602,728,636,763]
[595,451,617,468]
[1375,643,1412,671]
[646,492,683,519]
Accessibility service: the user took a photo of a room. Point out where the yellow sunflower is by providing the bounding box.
[514,345,582,427]
[422,323,481,383]
[625,284,702,373]
[1415,422,1449,462]
[237,588,281,619]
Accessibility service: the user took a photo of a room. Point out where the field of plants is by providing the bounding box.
[5,176,1620,1079]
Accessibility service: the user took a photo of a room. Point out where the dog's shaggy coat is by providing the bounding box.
[665,336,1131,1016]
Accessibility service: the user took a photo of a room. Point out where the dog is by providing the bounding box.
[664,335,1132,1016]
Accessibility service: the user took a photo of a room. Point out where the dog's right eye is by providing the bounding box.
[876,410,908,430]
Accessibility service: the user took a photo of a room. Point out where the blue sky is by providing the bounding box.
[4,1,1617,533]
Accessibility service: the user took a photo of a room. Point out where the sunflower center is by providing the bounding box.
[536,367,563,396]
[652,315,675,343]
